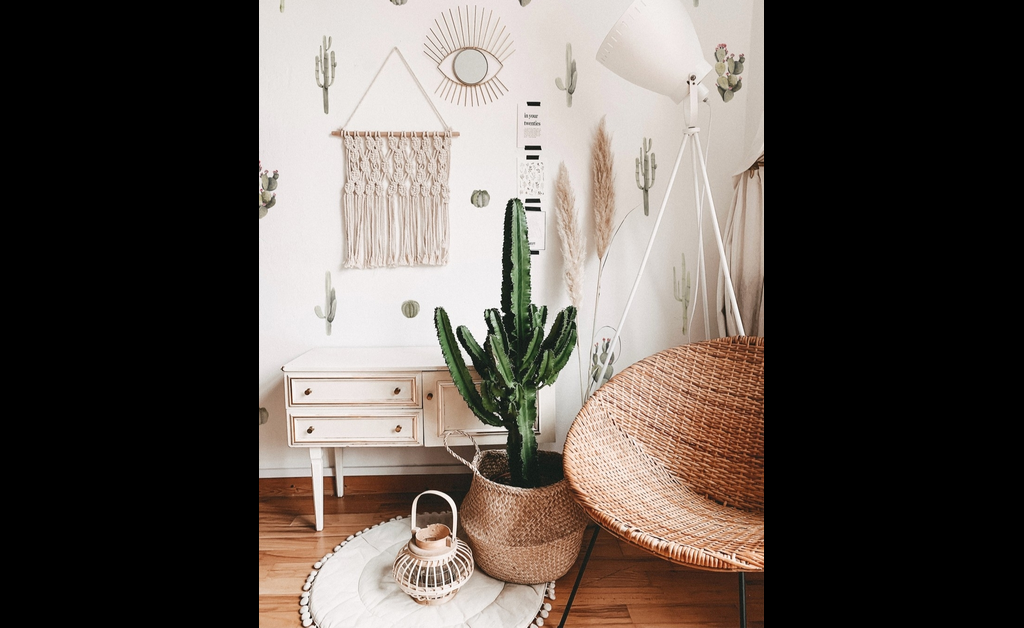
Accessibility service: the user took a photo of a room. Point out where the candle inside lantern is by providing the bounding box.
[415,523,453,550]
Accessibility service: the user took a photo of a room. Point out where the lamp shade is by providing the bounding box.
[596,0,711,104]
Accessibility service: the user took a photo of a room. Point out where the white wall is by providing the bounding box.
[259,0,763,478]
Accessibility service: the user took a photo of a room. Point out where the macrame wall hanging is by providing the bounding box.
[332,48,460,269]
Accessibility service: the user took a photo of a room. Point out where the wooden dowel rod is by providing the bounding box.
[331,130,460,137]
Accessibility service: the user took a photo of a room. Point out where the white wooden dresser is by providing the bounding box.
[281,346,554,530]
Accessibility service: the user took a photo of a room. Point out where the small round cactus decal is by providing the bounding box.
[471,190,491,207]
[401,300,420,318]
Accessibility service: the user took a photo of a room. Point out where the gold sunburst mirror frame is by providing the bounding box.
[424,5,515,106]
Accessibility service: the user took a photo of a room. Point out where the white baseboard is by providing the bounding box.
[260,464,471,479]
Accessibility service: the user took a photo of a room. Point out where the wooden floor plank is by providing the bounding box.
[259,477,763,627]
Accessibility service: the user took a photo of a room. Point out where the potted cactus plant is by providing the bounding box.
[434,198,588,584]
[435,198,578,488]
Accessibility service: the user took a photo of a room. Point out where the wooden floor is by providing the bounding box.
[260,476,764,628]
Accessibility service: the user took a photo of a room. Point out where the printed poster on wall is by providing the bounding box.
[526,209,546,251]
[517,158,545,198]
[517,100,544,252]
[517,101,542,148]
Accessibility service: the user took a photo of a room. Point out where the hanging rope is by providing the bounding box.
[338,48,456,268]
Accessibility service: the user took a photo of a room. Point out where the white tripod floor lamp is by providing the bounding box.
[592,0,745,390]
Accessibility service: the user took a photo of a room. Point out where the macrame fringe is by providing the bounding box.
[342,131,452,269]
[298,514,556,628]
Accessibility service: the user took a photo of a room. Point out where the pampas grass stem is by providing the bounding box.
[555,162,586,309]
[555,161,587,404]
[592,116,616,261]
[585,116,618,400]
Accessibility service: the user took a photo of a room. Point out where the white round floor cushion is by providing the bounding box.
[300,512,553,628]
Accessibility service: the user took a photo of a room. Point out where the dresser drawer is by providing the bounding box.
[291,412,421,446]
[421,370,556,447]
[288,374,419,407]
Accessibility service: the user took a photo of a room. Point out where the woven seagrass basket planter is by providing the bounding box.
[447,438,589,585]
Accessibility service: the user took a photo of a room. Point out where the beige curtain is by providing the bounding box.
[718,158,764,337]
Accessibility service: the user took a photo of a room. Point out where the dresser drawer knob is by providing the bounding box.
[393,387,402,395]
[395,425,402,433]
[426,393,434,400]
[306,426,315,434]
[304,388,312,396]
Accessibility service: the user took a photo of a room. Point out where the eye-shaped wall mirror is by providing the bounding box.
[453,49,488,84]
[425,5,514,106]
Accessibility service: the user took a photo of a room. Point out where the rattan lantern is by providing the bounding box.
[392,490,474,605]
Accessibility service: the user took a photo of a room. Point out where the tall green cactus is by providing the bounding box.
[435,198,578,489]
[315,36,337,114]
[635,137,656,216]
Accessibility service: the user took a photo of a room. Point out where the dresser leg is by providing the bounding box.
[309,447,324,531]
[333,448,345,497]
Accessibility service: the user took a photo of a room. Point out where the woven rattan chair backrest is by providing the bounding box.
[588,336,764,512]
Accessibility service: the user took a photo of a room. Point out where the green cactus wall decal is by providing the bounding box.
[314,271,338,335]
[401,300,420,318]
[589,336,618,387]
[259,407,269,425]
[635,138,657,216]
[259,161,280,219]
[434,198,578,489]
[714,44,745,103]
[554,43,577,107]
[471,190,491,207]
[674,252,692,335]
[315,36,337,114]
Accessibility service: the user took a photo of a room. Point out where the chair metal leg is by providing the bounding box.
[557,525,600,628]
[558,528,752,628]
[738,572,747,628]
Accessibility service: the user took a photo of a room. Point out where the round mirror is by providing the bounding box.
[453,49,488,85]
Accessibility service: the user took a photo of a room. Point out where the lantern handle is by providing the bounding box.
[409,490,459,540]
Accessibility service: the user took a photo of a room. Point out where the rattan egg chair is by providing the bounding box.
[563,336,764,627]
